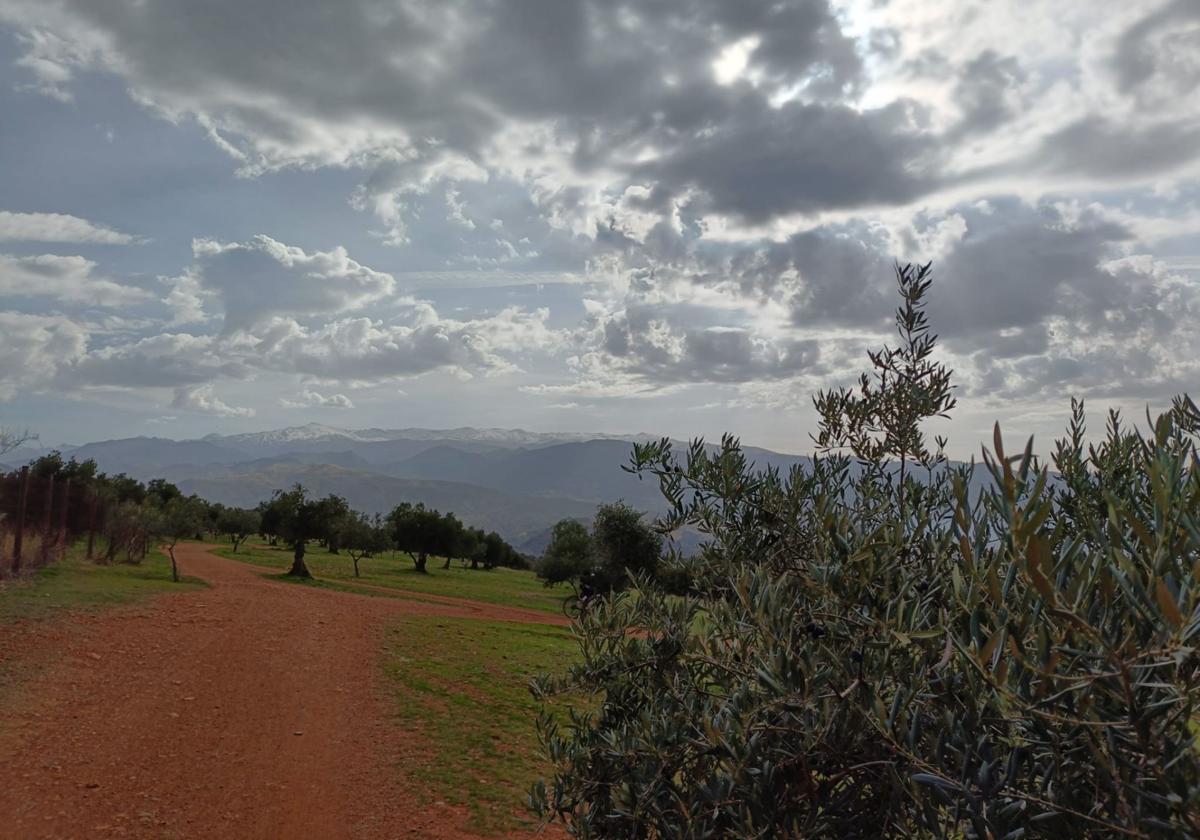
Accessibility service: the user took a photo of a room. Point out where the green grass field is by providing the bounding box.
[0,542,206,626]
[382,615,578,834]
[215,540,566,615]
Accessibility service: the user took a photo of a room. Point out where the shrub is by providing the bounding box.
[530,263,1200,838]
[536,519,593,586]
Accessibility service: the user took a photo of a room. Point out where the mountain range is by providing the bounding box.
[4,424,811,553]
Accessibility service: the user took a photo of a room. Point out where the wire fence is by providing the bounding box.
[0,468,102,578]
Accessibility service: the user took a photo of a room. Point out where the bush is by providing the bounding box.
[536,520,593,586]
[530,263,1200,838]
[652,559,693,596]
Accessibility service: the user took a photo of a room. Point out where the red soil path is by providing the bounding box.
[0,544,564,839]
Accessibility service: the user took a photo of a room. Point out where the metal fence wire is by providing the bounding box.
[0,468,98,577]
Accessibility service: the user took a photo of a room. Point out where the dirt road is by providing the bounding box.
[0,544,559,839]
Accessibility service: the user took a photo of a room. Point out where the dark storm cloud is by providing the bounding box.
[637,98,939,222]
[12,0,860,170]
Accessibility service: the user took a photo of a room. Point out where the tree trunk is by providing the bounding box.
[287,540,313,578]
[85,493,96,560]
[442,554,452,570]
[352,555,360,577]
[413,551,428,574]
[167,544,179,582]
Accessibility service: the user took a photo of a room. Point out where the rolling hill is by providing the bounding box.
[7,424,841,555]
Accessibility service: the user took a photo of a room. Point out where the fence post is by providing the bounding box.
[40,474,54,566]
[12,467,29,575]
[57,479,71,561]
[86,490,97,560]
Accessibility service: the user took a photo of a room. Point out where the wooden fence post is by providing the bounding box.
[40,474,54,566]
[57,479,71,561]
[12,467,29,575]
[86,490,97,560]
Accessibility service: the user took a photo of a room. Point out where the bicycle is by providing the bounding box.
[561,585,602,620]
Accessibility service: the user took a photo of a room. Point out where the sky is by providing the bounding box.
[0,0,1197,457]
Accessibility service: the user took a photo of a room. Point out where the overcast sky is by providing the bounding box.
[0,0,1197,456]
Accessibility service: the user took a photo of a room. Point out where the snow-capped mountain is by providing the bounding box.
[206,423,660,450]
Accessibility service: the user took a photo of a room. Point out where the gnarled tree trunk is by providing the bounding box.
[287,539,312,578]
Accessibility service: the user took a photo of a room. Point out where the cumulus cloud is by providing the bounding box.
[171,384,255,418]
[586,305,823,385]
[0,210,139,244]
[250,312,519,384]
[190,235,396,331]
[0,253,152,307]
[280,388,355,409]
[0,312,88,400]
[68,332,247,389]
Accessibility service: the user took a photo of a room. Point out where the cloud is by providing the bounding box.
[0,211,139,244]
[4,0,1198,254]
[0,253,152,307]
[636,99,939,223]
[0,0,1196,447]
[588,305,823,385]
[249,313,516,384]
[279,388,355,409]
[160,272,209,326]
[27,236,563,400]
[191,235,396,331]
[69,332,247,388]
[0,312,88,400]
[1035,116,1200,180]
[171,384,255,418]
[949,51,1028,137]
[915,199,1200,403]
[1111,0,1200,106]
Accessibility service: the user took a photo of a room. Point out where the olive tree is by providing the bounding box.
[263,485,324,578]
[155,496,206,583]
[388,503,458,573]
[340,513,389,578]
[217,507,260,553]
[530,263,1200,838]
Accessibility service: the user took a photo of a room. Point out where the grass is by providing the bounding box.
[215,541,566,615]
[381,615,579,834]
[0,541,206,625]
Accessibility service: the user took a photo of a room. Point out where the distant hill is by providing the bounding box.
[69,437,246,480]
[8,424,871,557]
[174,462,597,548]
[206,423,663,457]
[383,439,658,506]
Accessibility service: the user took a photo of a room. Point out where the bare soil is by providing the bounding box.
[0,544,563,839]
